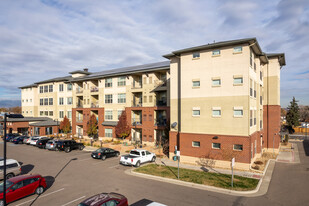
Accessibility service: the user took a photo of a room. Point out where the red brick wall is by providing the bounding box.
[263,105,281,149]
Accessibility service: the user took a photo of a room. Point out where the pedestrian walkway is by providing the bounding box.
[277,142,300,163]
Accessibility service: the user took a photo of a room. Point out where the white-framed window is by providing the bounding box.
[105,128,113,137]
[30,110,32,114]
[40,98,43,106]
[193,52,200,58]
[212,50,220,56]
[117,76,126,86]
[49,85,53,92]
[49,111,53,116]
[212,143,221,149]
[118,93,126,103]
[118,110,124,119]
[67,111,72,119]
[105,94,113,104]
[59,97,64,105]
[250,110,253,127]
[49,98,53,105]
[192,80,200,87]
[234,107,243,117]
[59,84,64,92]
[105,78,113,88]
[44,98,48,105]
[44,111,48,116]
[44,85,48,93]
[105,110,113,120]
[192,141,200,147]
[39,86,43,93]
[40,111,43,116]
[212,78,221,86]
[233,144,243,151]
[30,99,32,102]
[233,77,243,85]
[59,111,64,118]
[233,46,242,53]
[212,108,221,117]
[192,108,200,117]
[67,97,73,105]
[67,83,72,91]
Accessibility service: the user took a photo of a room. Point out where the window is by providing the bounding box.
[59,97,64,105]
[44,85,48,93]
[67,83,72,91]
[212,143,221,149]
[233,77,243,85]
[67,111,72,119]
[39,86,43,93]
[118,110,124,119]
[212,109,221,117]
[149,96,153,103]
[250,110,253,127]
[26,99,28,102]
[49,85,53,92]
[193,52,200,58]
[105,94,113,104]
[250,79,253,97]
[234,109,243,117]
[59,84,64,92]
[105,78,112,88]
[233,46,242,53]
[192,109,200,116]
[254,82,256,98]
[149,76,152,84]
[49,111,53,116]
[118,93,126,103]
[44,98,48,105]
[212,50,220,56]
[117,76,126,86]
[212,78,221,86]
[254,110,257,125]
[30,99,32,102]
[192,80,200,87]
[233,144,243,151]
[105,110,113,120]
[44,111,48,116]
[250,50,254,67]
[67,97,73,105]
[105,129,113,137]
[59,111,64,118]
[40,98,43,106]
[144,77,147,84]
[192,141,200,147]
[40,111,44,116]
[49,98,53,105]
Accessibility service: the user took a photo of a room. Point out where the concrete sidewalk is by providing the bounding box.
[277,142,300,163]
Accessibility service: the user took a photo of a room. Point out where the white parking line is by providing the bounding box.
[61,195,86,206]
[15,188,65,206]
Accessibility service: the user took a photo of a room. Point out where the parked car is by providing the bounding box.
[36,138,52,149]
[91,148,120,161]
[56,140,85,153]
[78,193,128,206]
[25,136,39,145]
[0,174,47,205]
[120,149,156,167]
[45,139,59,151]
[12,136,29,144]
[0,159,21,179]
[30,136,48,146]
[5,134,19,142]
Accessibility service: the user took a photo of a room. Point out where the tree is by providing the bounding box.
[299,105,309,122]
[281,108,287,117]
[59,116,71,137]
[87,114,98,139]
[286,97,300,127]
[115,111,130,140]
[8,107,21,114]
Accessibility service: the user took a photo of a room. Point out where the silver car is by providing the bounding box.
[0,159,22,179]
[45,139,59,150]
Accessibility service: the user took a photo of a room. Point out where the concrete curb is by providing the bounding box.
[125,160,276,197]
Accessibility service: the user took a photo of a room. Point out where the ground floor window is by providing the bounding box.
[192,141,200,147]
[46,127,52,135]
[105,128,113,137]
[233,144,243,151]
[212,143,221,149]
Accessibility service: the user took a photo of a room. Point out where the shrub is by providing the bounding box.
[254,161,263,165]
[252,165,259,170]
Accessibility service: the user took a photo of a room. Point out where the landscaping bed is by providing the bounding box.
[134,164,259,191]
[251,152,278,171]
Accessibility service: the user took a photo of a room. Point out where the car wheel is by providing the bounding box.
[115,152,119,157]
[0,200,3,206]
[135,161,141,167]
[6,173,14,179]
[65,147,71,153]
[151,156,156,162]
[102,155,107,161]
[79,145,84,150]
[35,186,44,195]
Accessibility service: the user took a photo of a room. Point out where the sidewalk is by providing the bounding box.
[277,142,300,163]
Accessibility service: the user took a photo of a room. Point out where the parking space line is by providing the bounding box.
[15,188,65,206]
[61,196,86,206]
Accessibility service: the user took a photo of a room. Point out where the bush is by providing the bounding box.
[252,165,259,170]
[254,161,263,165]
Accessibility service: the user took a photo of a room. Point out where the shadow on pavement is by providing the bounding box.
[160,161,178,178]
[303,140,309,156]
[44,176,55,189]
[21,164,34,174]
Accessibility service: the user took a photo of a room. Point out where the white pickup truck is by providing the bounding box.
[119,149,156,167]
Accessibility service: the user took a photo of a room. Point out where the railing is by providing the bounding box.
[154,118,167,126]
[91,102,99,108]
[76,88,83,94]
[77,104,83,108]
[131,100,142,107]
[156,100,167,106]
[90,87,99,92]
[76,118,83,123]
[154,80,167,87]
[131,118,142,126]
[132,81,142,89]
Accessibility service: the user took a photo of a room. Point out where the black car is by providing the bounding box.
[56,140,84,153]
[91,148,120,160]
[12,136,29,144]
[36,138,52,149]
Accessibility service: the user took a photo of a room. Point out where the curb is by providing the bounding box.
[125,160,276,197]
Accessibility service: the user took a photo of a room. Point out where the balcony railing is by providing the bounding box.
[154,118,167,126]
[132,81,142,89]
[91,102,99,108]
[132,118,142,126]
[76,88,83,94]
[154,80,167,87]
[91,87,99,92]
[76,117,83,123]
[132,100,142,107]
[156,99,167,106]
[77,103,83,108]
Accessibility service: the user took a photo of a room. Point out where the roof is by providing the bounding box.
[69,70,91,75]
[0,117,50,122]
[71,61,170,82]
[34,76,73,84]
[101,121,118,126]
[80,193,126,205]
[18,84,38,89]
[8,174,41,183]
[163,37,263,59]
[29,119,59,126]
[266,53,286,66]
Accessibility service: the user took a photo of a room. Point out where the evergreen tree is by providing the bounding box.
[87,114,98,139]
[286,97,300,127]
[115,111,130,140]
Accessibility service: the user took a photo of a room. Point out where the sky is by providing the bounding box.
[0,0,308,108]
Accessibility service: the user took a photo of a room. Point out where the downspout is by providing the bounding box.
[176,54,181,149]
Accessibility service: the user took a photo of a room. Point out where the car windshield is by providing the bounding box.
[130,151,140,156]
[32,138,38,140]
[95,149,103,152]
[0,180,14,193]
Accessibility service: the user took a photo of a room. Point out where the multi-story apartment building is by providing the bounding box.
[14,37,285,169]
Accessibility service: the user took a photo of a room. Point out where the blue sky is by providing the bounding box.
[0,0,308,107]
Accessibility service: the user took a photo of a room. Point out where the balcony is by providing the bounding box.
[156,99,167,107]
[132,118,142,126]
[77,103,83,108]
[154,118,167,126]
[91,87,99,92]
[91,102,99,108]
[131,80,142,89]
[76,88,83,94]
[131,100,143,107]
[76,117,83,123]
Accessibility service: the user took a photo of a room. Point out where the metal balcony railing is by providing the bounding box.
[156,100,167,106]
[131,119,142,126]
[90,87,99,92]
[154,118,167,126]
[132,100,142,107]
[132,81,142,89]
[77,103,83,108]
[76,88,83,94]
[91,103,99,108]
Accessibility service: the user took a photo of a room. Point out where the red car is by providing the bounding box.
[78,193,128,206]
[0,174,47,205]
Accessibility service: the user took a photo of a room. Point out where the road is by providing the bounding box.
[1,141,308,206]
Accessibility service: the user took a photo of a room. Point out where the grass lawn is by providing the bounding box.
[134,164,259,191]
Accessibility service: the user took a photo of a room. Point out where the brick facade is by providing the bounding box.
[263,105,281,150]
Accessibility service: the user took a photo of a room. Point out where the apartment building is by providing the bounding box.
[16,37,285,169]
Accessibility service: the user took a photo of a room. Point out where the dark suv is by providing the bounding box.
[56,140,84,153]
